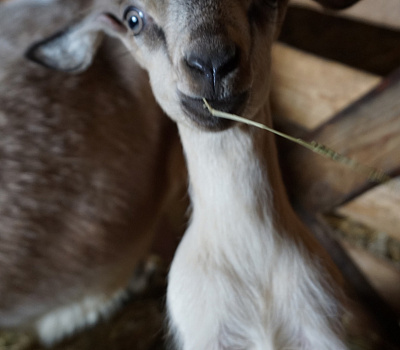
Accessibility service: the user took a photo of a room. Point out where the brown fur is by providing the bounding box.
[0,0,183,330]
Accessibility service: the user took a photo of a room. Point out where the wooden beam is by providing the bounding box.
[271,43,380,129]
[342,241,400,315]
[290,0,400,31]
[298,211,400,345]
[284,68,400,212]
[337,178,400,241]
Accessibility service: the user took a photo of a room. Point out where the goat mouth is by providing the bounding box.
[179,92,248,131]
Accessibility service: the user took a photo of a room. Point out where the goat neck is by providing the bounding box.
[169,102,345,349]
[178,102,326,254]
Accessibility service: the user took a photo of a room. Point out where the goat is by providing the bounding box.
[0,0,183,345]
[3,0,362,348]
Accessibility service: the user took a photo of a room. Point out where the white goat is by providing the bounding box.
[3,0,361,348]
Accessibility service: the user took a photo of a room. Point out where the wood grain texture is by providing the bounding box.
[337,178,400,241]
[271,43,381,129]
[284,68,400,212]
[291,0,400,31]
[342,241,400,314]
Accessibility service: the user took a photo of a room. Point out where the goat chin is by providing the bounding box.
[0,0,356,348]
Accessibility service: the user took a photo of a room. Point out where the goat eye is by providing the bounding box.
[123,7,145,35]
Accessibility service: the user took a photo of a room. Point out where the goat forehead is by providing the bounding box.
[116,0,252,30]
[167,0,250,37]
[137,0,248,16]
[168,0,248,15]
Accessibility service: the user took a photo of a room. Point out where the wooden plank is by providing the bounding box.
[284,68,400,212]
[337,178,400,242]
[291,0,400,31]
[342,241,400,315]
[271,43,381,129]
[299,211,400,344]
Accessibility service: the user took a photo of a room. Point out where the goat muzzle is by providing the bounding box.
[179,92,248,131]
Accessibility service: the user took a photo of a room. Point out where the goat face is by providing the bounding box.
[27,0,289,131]
[26,0,360,129]
[117,0,290,130]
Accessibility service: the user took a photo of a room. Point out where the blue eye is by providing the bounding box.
[124,7,145,35]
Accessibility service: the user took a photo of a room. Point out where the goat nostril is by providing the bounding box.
[185,55,211,76]
[217,48,240,79]
[185,45,241,91]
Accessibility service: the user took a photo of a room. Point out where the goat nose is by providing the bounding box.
[185,45,240,92]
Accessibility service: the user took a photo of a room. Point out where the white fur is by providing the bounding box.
[167,125,346,350]
[35,289,128,345]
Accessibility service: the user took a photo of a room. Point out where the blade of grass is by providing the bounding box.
[203,98,392,185]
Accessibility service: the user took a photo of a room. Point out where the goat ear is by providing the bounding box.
[25,13,125,73]
[311,0,361,9]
